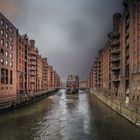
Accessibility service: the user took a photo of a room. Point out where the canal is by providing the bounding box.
[0,89,140,140]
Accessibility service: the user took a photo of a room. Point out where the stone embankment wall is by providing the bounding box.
[90,90,140,127]
[0,89,57,112]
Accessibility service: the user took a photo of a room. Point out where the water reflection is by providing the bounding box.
[0,97,53,140]
[0,90,140,140]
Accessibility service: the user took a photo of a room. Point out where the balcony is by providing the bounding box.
[30,61,37,66]
[43,72,48,75]
[29,66,36,71]
[111,32,120,38]
[29,70,36,74]
[29,51,37,56]
[98,63,101,67]
[126,18,130,26]
[125,51,129,57]
[111,40,120,47]
[112,76,120,82]
[125,39,129,48]
[98,83,102,85]
[110,56,120,63]
[94,65,97,68]
[125,61,129,66]
[125,72,129,80]
[111,65,120,71]
[110,48,120,55]
[94,61,97,64]
[125,30,129,37]
[29,55,36,60]
[29,72,36,76]
[30,78,36,83]
[98,69,102,73]
[98,73,102,76]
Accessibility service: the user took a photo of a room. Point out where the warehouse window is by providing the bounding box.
[138,63,140,72]
[1,68,8,84]
[6,23,9,30]
[10,27,13,33]
[6,33,8,39]
[10,70,12,85]
[1,48,4,56]
[1,39,4,46]
[0,29,4,36]
[10,62,13,68]
[10,44,13,51]
[10,53,13,59]
[137,96,139,102]
[1,58,4,65]
[1,68,4,84]
[138,37,140,43]
[6,51,8,58]
[6,42,8,49]
[133,95,135,101]
[5,69,8,84]
[138,24,140,29]
[134,64,137,73]
[10,36,13,42]
[138,49,140,55]
[6,60,8,67]
[1,19,4,26]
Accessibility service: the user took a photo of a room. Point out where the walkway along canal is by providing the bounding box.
[0,89,140,140]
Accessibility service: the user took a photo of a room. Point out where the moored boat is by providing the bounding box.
[66,75,79,94]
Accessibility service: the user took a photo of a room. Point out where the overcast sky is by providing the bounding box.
[0,0,123,81]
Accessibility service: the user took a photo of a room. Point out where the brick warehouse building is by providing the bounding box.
[37,54,43,92]
[17,34,29,98]
[0,13,17,101]
[0,12,60,102]
[28,39,38,95]
[42,58,49,90]
[102,41,110,93]
[87,0,140,106]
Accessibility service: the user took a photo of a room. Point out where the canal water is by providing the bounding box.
[0,89,140,140]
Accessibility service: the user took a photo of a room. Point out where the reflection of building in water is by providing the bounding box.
[65,93,79,100]
[65,94,79,111]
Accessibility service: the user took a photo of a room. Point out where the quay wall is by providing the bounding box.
[0,89,58,112]
[90,90,140,127]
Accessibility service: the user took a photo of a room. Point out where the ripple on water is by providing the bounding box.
[0,90,140,140]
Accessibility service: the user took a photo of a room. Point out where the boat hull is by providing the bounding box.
[66,88,79,94]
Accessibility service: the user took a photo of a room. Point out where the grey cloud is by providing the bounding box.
[0,0,123,81]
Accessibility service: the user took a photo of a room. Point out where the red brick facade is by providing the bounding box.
[0,12,60,102]
[87,0,140,106]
